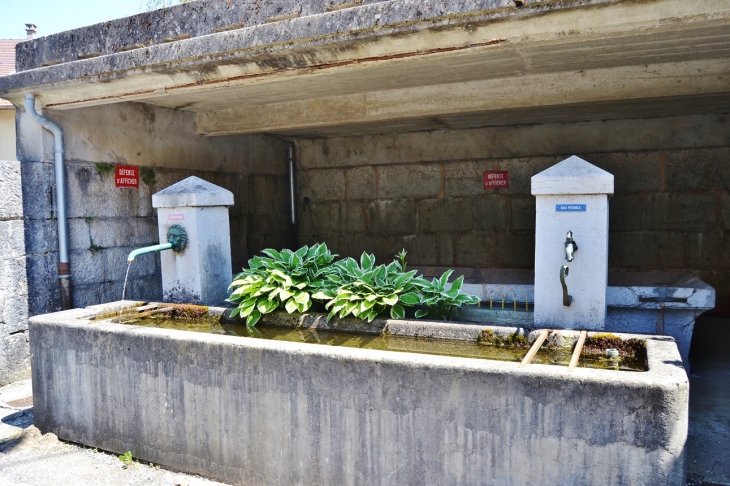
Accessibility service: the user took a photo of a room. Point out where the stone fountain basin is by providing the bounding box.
[414,266,715,367]
[30,301,688,485]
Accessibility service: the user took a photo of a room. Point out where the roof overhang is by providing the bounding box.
[1,0,728,137]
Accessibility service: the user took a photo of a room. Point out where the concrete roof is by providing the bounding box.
[0,39,21,109]
[0,0,728,136]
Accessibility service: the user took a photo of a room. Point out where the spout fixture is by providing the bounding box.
[560,265,572,306]
[564,231,578,262]
[127,224,188,262]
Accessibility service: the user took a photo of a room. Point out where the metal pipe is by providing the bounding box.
[288,142,296,225]
[127,243,173,262]
[560,265,572,306]
[24,94,72,309]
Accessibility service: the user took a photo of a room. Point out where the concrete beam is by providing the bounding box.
[197,59,730,136]
[1,0,728,113]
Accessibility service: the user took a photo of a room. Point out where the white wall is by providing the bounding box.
[0,109,16,160]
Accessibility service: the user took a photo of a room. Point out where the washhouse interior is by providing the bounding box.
[0,0,727,379]
[2,2,728,483]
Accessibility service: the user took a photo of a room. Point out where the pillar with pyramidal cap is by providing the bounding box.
[151,176,234,306]
[531,156,614,330]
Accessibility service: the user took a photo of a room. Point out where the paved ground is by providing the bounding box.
[0,380,229,486]
[686,317,730,486]
[0,317,728,485]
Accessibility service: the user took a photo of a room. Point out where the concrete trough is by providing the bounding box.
[416,266,716,368]
[30,301,688,485]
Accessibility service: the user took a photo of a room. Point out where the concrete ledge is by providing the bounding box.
[11,0,605,73]
[30,301,688,485]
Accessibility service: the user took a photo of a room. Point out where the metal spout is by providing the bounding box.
[560,265,572,306]
[564,230,578,262]
[127,242,173,262]
[127,224,188,262]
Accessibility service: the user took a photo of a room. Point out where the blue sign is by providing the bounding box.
[556,204,586,212]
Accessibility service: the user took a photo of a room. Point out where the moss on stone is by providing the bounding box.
[478,329,528,348]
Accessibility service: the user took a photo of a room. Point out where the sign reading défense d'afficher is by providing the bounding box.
[115,165,139,188]
[556,204,587,212]
[484,171,508,189]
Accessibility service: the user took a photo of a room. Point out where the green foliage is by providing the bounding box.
[140,167,156,186]
[228,245,480,326]
[314,253,424,322]
[119,451,133,465]
[94,163,114,175]
[227,243,337,327]
[413,269,480,320]
[396,248,408,271]
[88,237,104,255]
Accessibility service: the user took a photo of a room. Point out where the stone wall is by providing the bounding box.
[296,113,730,315]
[17,101,290,315]
[0,160,30,385]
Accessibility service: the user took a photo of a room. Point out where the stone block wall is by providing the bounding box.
[18,101,290,316]
[0,160,30,385]
[296,113,730,314]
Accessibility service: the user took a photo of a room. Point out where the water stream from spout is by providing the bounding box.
[122,261,133,301]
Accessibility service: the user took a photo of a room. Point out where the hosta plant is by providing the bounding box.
[414,269,480,320]
[313,252,426,322]
[227,243,337,326]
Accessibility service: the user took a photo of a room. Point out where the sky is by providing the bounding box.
[0,0,148,39]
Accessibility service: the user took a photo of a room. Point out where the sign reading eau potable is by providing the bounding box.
[556,204,587,212]
[115,165,139,188]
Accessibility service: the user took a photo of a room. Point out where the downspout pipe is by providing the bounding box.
[288,142,296,226]
[24,94,71,310]
[288,142,298,249]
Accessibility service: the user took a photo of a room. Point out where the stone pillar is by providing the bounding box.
[531,156,614,330]
[152,176,234,306]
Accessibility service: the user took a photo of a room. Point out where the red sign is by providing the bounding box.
[484,171,509,189]
[115,165,139,188]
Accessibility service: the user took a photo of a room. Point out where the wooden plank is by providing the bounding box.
[568,330,588,371]
[520,330,549,368]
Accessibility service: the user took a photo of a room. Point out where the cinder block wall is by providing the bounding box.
[17,101,290,315]
[0,160,30,385]
[296,113,730,315]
